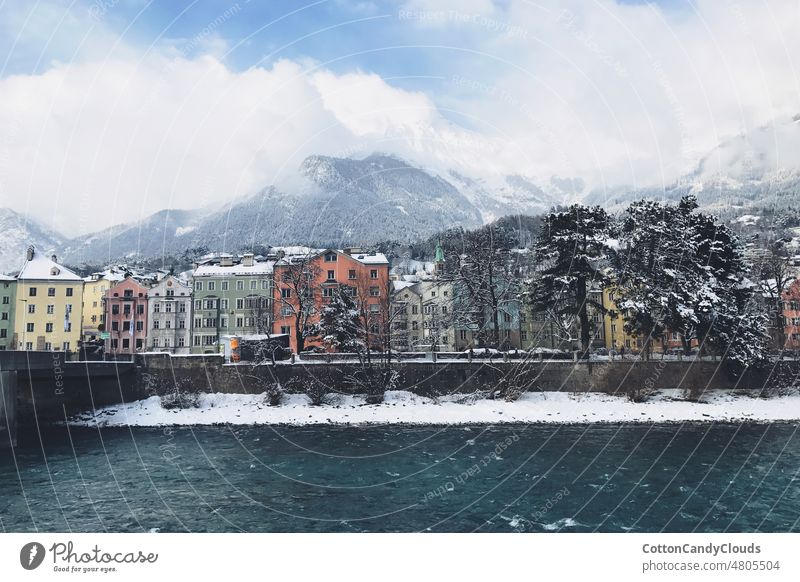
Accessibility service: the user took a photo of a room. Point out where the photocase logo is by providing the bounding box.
[20,542,46,570]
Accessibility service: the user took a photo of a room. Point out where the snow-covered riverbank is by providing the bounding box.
[67,389,800,427]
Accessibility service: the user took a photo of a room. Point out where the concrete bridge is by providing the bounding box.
[0,351,138,448]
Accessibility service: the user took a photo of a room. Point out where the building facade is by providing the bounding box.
[273,249,390,353]
[13,248,83,352]
[191,254,274,354]
[0,275,16,350]
[147,275,192,353]
[104,277,148,355]
[781,279,800,351]
[81,272,123,342]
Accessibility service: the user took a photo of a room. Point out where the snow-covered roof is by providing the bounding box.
[0,274,15,282]
[392,280,418,293]
[350,252,389,265]
[194,261,275,277]
[17,253,82,281]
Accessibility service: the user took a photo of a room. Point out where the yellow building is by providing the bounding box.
[14,247,84,352]
[81,273,123,342]
[602,287,641,352]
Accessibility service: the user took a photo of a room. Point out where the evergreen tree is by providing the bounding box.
[528,205,615,357]
[313,285,364,354]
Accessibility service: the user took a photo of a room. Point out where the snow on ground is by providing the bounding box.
[67,389,800,427]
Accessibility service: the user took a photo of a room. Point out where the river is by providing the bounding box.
[1,422,799,532]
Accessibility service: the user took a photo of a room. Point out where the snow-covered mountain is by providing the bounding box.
[587,113,800,213]
[53,153,526,265]
[0,208,64,274]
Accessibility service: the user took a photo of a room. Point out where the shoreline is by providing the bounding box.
[66,389,800,428]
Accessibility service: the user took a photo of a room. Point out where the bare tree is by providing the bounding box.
[275,253,322,353]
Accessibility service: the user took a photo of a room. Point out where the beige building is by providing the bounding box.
[82,271,124,342]
[14,247,83,352]
[391,278,456,351]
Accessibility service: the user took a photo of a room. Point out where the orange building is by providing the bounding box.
[272,249,390,353]
[781,279,800,351]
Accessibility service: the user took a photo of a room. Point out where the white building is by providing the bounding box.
[146,275,193,353]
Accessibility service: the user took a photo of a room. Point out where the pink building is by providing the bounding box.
[104,277,148,355]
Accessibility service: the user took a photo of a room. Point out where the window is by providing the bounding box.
[62,342,70,351]
[204,299,216,309]
[369,269,378,279]
[166,320,172,329]
[236,280,244,291]
[45,323,53,333]
[424,305,432,314]
[29,287,37,297]
[412,321,418,330]
[221,281,229,291]
[136,321,144,331]
[236,298,244,309]
[112,322,119,331]
[280,326,291,335]
[123,305,131,315]
[369,286,380,297]
[137,304,144,314]
[412,305,418,315]
[164,302,172,313]
[430,290,436,297]
[25,342,33,350]
[327,270,335,280]
[164,338,170,348]
[261,280,269,290]
[369,304,380,312]
[179,302,186,313]
[123,321,131,332]
[195,300,201,310]
[324,252,337,262]
[220,299,228,309]
[178,320,185,329]
[195,318,202,328]
[178,337,185,347]
[44,341,51,350]
[348,269,356,279]
[91,315,97,323]
[323,287,334,298]
[166,289,174,297]
[111,304,119,315]
[521,331,528,341]
[208,281,215,291]
[26,323,34,332]
[460,330,468,340]
[27,304,35,314]
[219,317,227,328]
[122,338,130,349]
[281,306,293,316]
[152,339,159,348]
[442,306,448,314]
[504,313,512,323]
[47,287,55,296]
[195,281,203,291]
[442,335,449,345]
[281,288,291,299]
[154,302,161,313]
[66,287,73,297]
[1,296,7,304]
[64,322,71,332]
[250,280,257,290]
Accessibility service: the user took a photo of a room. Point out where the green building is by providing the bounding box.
[191,254,274,353]
[0,275,16,350]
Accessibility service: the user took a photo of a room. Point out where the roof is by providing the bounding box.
[17,253,82,282]
[194,261,275,277]
[0,274,15,282]
[350,252,389,265]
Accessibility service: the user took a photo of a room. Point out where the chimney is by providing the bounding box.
[242,253,254,267]
[51,254,58,263]
[220,254,233,267]
[26,246,35,261]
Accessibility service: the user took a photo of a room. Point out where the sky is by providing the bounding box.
[0,0,798,236]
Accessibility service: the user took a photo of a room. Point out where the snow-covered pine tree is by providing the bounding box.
[313,284,365,355]
[528,204,615,357]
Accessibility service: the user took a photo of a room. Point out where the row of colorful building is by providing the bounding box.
[1,245,800,356]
